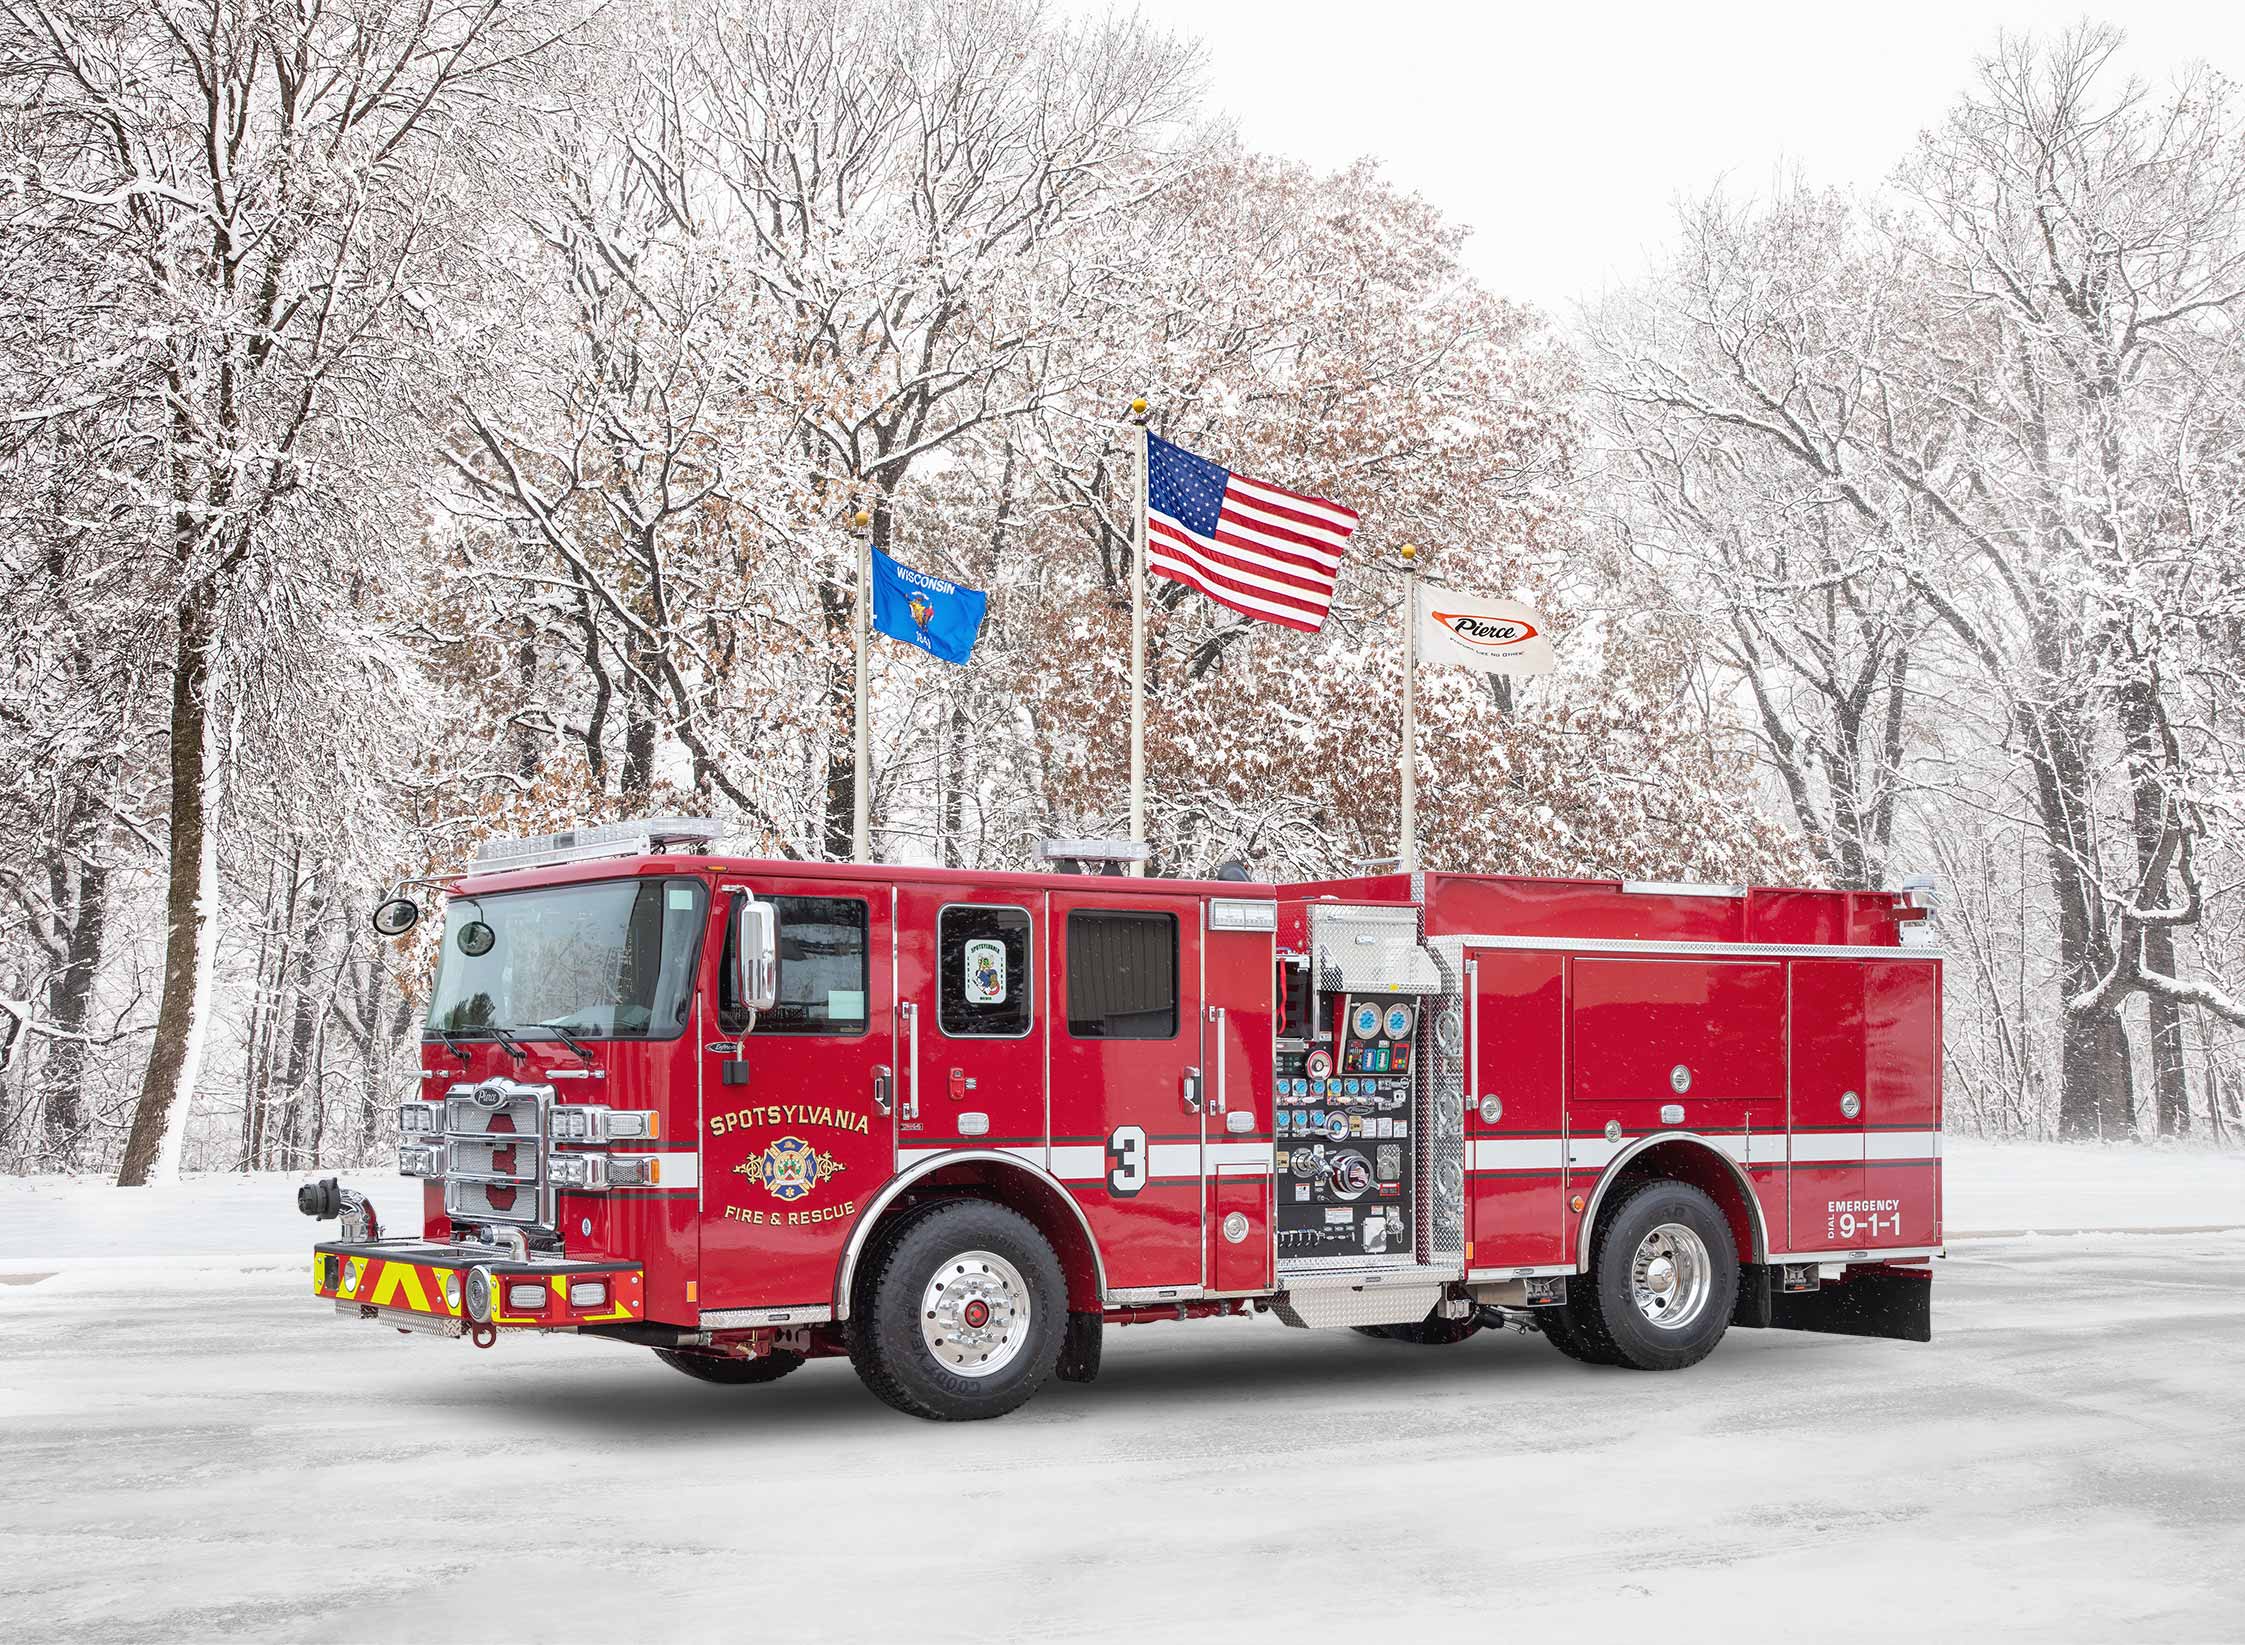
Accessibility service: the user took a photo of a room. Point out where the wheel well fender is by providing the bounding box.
[831,1151,1107,1319]
[1576,1133,1768,1270]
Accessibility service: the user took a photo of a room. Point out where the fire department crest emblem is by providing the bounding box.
[736,1135,845,1202]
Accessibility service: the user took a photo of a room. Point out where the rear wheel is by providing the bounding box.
[1571,1179,1738,1372]
[652,1346,805,1385]
[848,1200,1065,1421]
[1537,1299,1617,1364]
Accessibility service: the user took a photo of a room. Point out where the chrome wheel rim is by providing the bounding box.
[1630,1221,1712,1331]
[920,1249,1031,1378]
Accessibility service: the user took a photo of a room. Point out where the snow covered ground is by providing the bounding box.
[1,1146,2241,1643]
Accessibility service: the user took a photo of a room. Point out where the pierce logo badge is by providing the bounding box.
[736,1135,845,1203]
[1430,610,1538,651]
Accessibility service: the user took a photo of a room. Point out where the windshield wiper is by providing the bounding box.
[530,1019,596,1062]
[423,1026,472,1067]
[487,1025,528,1063]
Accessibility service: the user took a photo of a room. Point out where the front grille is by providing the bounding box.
[440,1079,552,1228]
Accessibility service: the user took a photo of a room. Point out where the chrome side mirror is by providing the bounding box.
[371,896,422,938]
[733,897,778,1015]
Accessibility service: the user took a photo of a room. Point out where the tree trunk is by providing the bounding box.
[2143,923,2190,1137]
[2057,999,2134,1141]
[620,655,658,804]
[117,590,223,1186]
[39,846,111,1167]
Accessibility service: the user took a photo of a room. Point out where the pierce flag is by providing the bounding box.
[870,546,986,666]
[1144,433,1358,632]
[1415,584,1555,675]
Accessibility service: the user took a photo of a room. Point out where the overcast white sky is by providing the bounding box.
[1083,1,2245,315]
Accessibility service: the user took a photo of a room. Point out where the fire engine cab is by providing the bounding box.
[304,817,1943,1421]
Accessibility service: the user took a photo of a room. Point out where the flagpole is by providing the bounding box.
[1127,396,1149,876]
[852,507,872,863]
[1398,542,1420,874]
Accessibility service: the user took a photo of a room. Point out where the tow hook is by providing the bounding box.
[470,1323,498,1350]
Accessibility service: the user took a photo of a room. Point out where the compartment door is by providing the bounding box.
[1463,948,1567,1271]
[1566,958,1783,1261]
[1788,959,1940,1251]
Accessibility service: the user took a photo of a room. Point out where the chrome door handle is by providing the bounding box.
[872,1065,892,1115]
[1464,958,1480,1114]
[1206,1006,1227,1115]
[1182,1067,1204,1114]
[898,1002,920,1120]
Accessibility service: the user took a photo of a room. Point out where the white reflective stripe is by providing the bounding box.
[1568,1137,1623,1169]
[1791,1133,1866,1164]
[1205,1141,1271,1170]
[1469,1138,1565,1172]
[1048,1144,1104,1181]
[1708,1135,1750,1163]
[1866,1131,1942,1162]
[1148,1142,1201,1177]
[1746,1134,1790,1165]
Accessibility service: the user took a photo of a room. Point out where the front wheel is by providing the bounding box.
[1569,1179,1738,1372]
[847,1200,1065,1421]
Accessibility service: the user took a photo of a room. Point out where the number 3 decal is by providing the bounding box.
[1107,1124,1147,1196]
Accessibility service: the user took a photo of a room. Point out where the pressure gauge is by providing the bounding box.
[1305,1047,1333,1081]
[1383,1003,1414,1040]
[1351,1002,1382,1040]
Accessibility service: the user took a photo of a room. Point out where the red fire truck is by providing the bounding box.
[303,817,1943,1420]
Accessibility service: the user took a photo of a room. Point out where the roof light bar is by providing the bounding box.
[473,816,723,871]
[1038,838,1149,864]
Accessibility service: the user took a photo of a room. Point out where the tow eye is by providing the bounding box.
[298,1176,381,1244]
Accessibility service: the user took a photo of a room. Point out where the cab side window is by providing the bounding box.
[722,896,869,1036]
[1066,910,1178,1040]
[938,905,1032,1038]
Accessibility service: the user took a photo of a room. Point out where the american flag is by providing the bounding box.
[1144,433,1359,632]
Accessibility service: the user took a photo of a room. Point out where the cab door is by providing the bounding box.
[1048,888,1205,1293]
[697,877,895,1313]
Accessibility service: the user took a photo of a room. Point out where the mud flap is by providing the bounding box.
[1732,1261,1932,1343]
[1056,1309,1102,1383]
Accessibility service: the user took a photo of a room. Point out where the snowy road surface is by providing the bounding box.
[3,1229,2242,1643]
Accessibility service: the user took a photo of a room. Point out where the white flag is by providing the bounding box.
[1415,583,1555,675]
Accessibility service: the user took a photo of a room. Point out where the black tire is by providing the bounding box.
[652,1346,806,1385]
[1537,1301,1618,1365]
[847,1200,1066,1421]
[1571,1179,1738,1372]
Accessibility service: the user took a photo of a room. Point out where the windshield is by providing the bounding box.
[427,877,708,1042]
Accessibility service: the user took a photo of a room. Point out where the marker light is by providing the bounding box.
[506,1283,548,1312]
[568,1281,609,1309]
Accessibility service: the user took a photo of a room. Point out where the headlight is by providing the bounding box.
[548,1153,603,1189]
[398,1142,442,1178]
[464,1264,494,1324]
[397,1102,442,1135]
